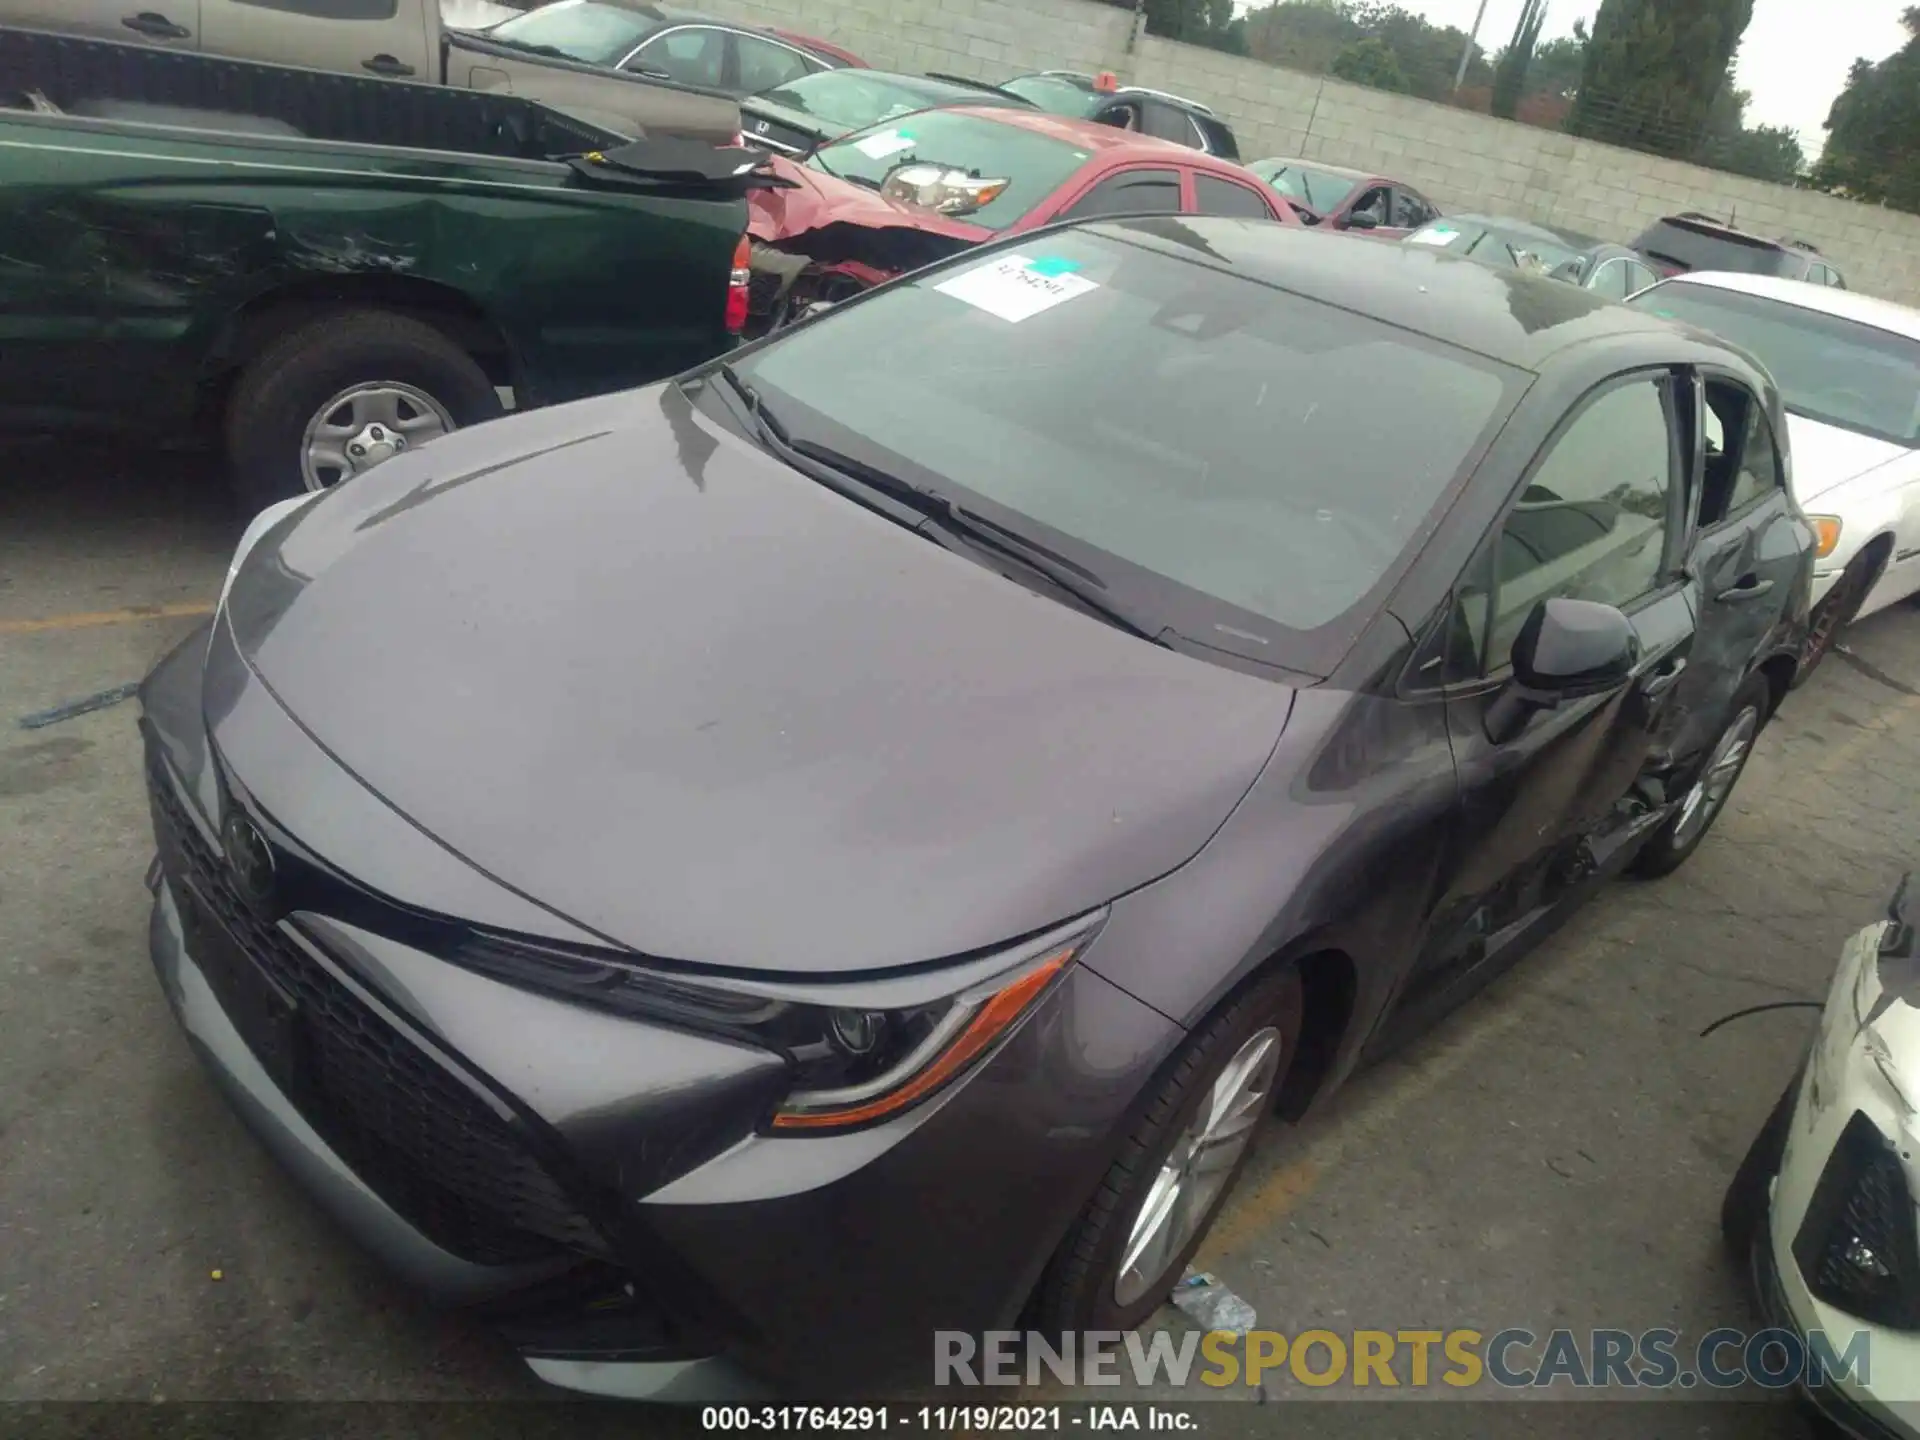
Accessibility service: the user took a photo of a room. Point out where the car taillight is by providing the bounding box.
[726,233,751,335]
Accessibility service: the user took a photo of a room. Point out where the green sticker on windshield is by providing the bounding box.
[1028,257,1081,277]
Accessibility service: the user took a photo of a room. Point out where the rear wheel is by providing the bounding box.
[1629,673,1770,878]
[225,309,500,515]
[1033,965,1303,1335]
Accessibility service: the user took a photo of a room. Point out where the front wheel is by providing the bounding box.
[1795,549,1877,687]
[225,309,501,515]
[1629,673,1770,879]
[1032,965,1303,1336]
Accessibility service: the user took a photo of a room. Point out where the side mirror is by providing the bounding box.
[1343,210,1380,231]
[1484,597,1638,743]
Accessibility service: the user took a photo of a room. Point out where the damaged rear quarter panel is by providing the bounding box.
[0,115,744,432]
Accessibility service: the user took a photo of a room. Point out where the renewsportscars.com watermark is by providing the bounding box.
[935,1327,1871,1392]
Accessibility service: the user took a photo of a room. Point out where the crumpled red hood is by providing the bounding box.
[747,153,994,246]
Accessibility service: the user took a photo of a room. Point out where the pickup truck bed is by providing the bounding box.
[0,25,765,512]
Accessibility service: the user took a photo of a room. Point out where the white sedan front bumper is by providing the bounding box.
[1760,902,1920,1435]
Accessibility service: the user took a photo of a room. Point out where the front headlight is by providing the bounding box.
[1809,513,1844,560]
[450,913,1106,1135]
[880,162,1010,217]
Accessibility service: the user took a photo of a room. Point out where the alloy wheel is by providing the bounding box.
[1112,1026,1281,1306]
[1671,704,1760,850]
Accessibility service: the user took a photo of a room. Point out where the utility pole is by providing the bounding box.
[1452,0,1491,94]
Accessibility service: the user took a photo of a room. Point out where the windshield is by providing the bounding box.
[999,75,1099,116]
[759,72,992,131]
[486,0,655,64]
[1630,221,1796,277]
[1247,162,1357,216]
[808,111,1092,231]
[1630,282,1920,447]
[727,222,1516,670]
[1408,220,1582,274]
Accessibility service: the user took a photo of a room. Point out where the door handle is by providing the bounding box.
[123,11,192,39]
[362,53,417,77]
[1715,576,1774,602]
[1640,657,1688,698]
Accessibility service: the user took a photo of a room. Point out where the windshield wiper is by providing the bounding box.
[785,438,1170,646]
[705,366,1166,645]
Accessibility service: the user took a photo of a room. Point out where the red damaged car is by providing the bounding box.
[745,106,1299,327]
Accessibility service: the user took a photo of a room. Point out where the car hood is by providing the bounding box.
[1785,412,1914,505]
[224,385,1295,975]
[746,152,991,247]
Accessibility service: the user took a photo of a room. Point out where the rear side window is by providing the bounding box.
[1061,169,1182,220]
[736,34,812,94]
[233,0,398,14]
[1697,379,1781,524]
[1631,220,1795,277]
[1196,116,1239,160]
[1142,101,1199,147]
[1194,174,1275,220]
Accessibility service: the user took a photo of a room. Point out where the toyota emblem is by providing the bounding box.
[222,811,277,909]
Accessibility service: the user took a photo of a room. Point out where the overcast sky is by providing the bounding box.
[1264,1,1913,157]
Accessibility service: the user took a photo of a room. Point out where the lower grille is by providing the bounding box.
[148,758,605,1266]
[1792,1109,1920,1329]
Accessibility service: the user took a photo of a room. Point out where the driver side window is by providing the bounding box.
[1450,375,1679,677]
[1348,186,1389,225]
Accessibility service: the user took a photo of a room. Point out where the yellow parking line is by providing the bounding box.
[0,601,213,636]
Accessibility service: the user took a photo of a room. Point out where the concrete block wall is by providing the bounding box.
[702,0,1920,303]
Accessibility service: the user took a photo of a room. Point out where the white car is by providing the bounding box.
[1727,875,1920,1436]
[1629,273,1920,677]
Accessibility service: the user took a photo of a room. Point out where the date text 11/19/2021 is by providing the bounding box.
[701,1408,1193,1431]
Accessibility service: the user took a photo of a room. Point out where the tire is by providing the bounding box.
[1721,1066,1801,1263]
[1032,964,1305,1336]
[224,308,501,515]
[1794,548,1878,687]
[1629,672,1771,879]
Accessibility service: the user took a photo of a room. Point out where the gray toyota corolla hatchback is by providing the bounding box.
[141,216,1810,1397]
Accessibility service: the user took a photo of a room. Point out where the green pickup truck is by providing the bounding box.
[0,25,762,508]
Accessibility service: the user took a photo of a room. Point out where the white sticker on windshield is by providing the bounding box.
[853,128,915,160]
[1409,226,1459,246]
[934,254,1097,323]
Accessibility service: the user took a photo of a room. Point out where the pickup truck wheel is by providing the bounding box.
[226,310,501,513]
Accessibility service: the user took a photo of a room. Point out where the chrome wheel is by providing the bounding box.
[1113,1026,1281,1306]
[1671,705,1759,849]
[300,382,454,491]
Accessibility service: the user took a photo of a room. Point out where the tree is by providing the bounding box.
[1813,7,1920,209]
[1330,35,1412,92]
[1527,21,1589,101]
[1567,0,1756,161]
[1095,0,1247,54]
[1491,0,1549,119]
[1239,1,1491,97]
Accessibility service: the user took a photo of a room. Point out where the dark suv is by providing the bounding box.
[992,70,1240,159]
[1631,213,1846,288]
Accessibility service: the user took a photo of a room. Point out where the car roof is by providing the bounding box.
[1081,215,1749,373]
[1250,157,1377,182]
[1649,271,1920,339]
[1018,71,1216,114]
[942,103,1227,159]
[1642,212,1815,255]
[783,69,997,99]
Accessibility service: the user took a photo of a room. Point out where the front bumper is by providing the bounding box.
[1749,904,1920,1435]
[139,621,1183,1395]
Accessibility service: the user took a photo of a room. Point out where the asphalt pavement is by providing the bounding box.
[4,437,1918,1437]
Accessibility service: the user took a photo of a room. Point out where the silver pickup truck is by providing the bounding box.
[0,0,738,139]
